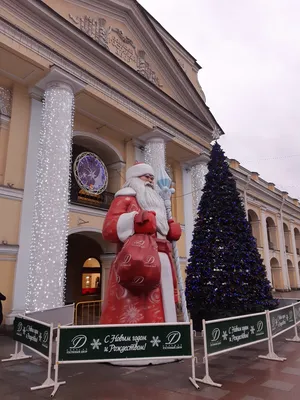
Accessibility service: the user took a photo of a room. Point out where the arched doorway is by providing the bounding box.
[66,231,105,304]
[270,257,281,290]
[248,209,261,247]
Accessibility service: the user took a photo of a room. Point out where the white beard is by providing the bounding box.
[123,177,169,236]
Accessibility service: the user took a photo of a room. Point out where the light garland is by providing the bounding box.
[25,82,75,312]
[0,86,12,117]
[191,163,208,218]
[144,137,167,190]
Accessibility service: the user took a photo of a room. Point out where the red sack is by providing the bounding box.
[115,234,161,295]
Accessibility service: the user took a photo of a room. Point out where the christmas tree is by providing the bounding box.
[185,142,278,324]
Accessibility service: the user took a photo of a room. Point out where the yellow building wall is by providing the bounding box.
[0,121,10,186]
[0,199,21,244]
[0,259,15,318]
[4,84,31,189]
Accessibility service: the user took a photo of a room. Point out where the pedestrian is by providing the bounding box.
[0,292,6,325]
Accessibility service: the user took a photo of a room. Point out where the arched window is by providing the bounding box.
[82,257,102,296]
[266,217,277,250]
[283,223,291,253]
[295,228,300,255]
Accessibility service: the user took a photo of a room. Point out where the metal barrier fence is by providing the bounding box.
[199,301,300,388]
[74,300,103,325]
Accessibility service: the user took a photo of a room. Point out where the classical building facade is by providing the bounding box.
[229,160,300,292]
[0,0,221,323]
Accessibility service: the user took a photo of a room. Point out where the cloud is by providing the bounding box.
[139,0,300,199]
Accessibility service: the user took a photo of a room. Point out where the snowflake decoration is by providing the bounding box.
[222,331,228,341]
[120,305,143,324]
[90,338,102,350]
[150,336,161,347]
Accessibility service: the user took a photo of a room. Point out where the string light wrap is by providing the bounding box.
[191,163,208,218]
[25,82,75,312]
[145,137,189,323]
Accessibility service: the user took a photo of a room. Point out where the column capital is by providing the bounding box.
[181,152,210,169]
[35,66,86,94]
[138,127,174,143]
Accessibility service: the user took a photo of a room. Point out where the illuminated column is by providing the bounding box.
[190,157,209,219]
[142,128,173,187]
[25,67,84,312]
[182,154,209,256]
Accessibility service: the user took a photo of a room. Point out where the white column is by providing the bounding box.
[144,136,167,183]
[289,220,300,288]
[187,154,209,219]
[277,213,290,290]
[6,91,43,323]
[25,67,85,312]
[182,165,193,256]
[260,207,272,284]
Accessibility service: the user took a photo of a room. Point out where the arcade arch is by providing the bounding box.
[266,217,277,250]
[248,209,261,247]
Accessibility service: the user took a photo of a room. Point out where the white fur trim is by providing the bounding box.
[115,187,136,198]
[159,252,177,323]
[126,163,154,181]
[116,211,138,242]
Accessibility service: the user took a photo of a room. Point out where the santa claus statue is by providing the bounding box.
[100,162,181,325]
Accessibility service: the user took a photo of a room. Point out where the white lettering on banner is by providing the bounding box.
[209,319,266,347]
[107,343,147,354]
[15,321,48,347]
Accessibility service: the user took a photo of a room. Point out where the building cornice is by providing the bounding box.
[0,0,219,142]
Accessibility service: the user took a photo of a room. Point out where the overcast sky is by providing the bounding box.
[139,0,300,199]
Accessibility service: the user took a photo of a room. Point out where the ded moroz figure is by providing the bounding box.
[100,162,181,325]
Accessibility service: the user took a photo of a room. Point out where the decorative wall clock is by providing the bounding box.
[74,152,108,195]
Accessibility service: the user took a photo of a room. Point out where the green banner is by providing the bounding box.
[206,314,268,355]
[13,316,51,357]
[270,306,295,336]
[294,302,300,324]
[58,324,191,362]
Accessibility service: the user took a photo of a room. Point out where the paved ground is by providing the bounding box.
[1,328,300,400]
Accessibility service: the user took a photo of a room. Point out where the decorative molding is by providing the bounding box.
[68,14,163,89]
[0,87,12,117]
[0,186,23,201]
[36,66,86,94]
[69,203,107,218]
[73,131,125,163]
[68,14,163,88]
[106,161,126,171]
[0,114,10,129]
[0,244,19,255]
[69,12,163,88]
[0,13,210,154]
